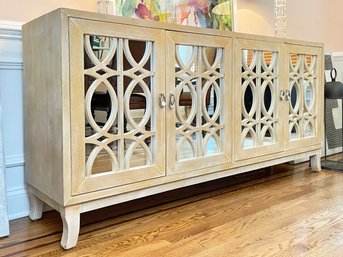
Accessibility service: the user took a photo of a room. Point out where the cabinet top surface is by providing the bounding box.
[23,8,323,48]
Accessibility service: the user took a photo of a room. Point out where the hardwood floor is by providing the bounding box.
[2,162,343,256]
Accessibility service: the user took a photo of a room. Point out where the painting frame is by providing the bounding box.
[232,0,238,32]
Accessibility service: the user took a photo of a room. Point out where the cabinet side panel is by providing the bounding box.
[23,10,66,205]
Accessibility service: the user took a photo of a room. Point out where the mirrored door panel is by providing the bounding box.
[174,45,223,161]
[234,40,284,160]
[289,54,317,140]
[84,37,154,174]
[166,32,232,174]
[286,45,323,149]
[241,49,279,149]
[70,19,165,195]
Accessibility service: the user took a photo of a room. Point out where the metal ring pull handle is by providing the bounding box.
[169,94,176,109]
[284,90,291,101]
[280,90,286,101]
[159,93,166,108]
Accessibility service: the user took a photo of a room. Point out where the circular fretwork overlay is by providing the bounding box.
[240,49,279,149]
[174,45,225,161]
[83,35,155,175]
[289,53,317,140]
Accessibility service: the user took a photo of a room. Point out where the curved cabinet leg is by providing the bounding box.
[310,153,321,172]
[60,205,81,250]
[29,194,44,221]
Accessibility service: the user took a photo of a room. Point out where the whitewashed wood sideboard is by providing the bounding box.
[22,8,323,249]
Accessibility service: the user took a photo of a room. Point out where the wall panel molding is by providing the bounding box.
[0,62,22,70]
[0,21,23,69]
[0,21,27,221]
[5,154,24,168]
[6,185,29,220]
[0,21,22,39]
[332,52,343,59]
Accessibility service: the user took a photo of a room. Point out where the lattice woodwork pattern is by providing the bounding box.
[83,35,155,175]
[174,46,224,161]
[288,53,317,140]
[241,49,279,149]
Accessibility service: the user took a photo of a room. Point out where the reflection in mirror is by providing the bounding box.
[85,35,115,64]
[241,49,279,150]
[177,136,196,161]
[125,81,150,134]
[176,45,195,71]
[86,143,119,175]
[91,149,113,175]
[204,134,220,155]
[290,123,300,140]
[125,139,148,169]
[290,84,298,111]
[129,40,147,64]
[263,51,273,66]
[290,53,299,67]
[305,81,313,109]
[304,122,314,138]
[263,84,272,113]
[242,49,254,67]
[305,54,313,67]
[84,34,155,175]
[288,52,317,142]
[262,127,273,146]
[243,83,253,115]
[202,47,217,68]
[177,83,194,124]
[243,130,255,149]
[204,83,217,121]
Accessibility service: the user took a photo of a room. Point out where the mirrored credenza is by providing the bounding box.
[23,8,324,249]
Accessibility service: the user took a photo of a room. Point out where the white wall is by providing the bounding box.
[0,0,96,23]
[237,0,343,52]
[237,0,274,37]
[0,22,28,220]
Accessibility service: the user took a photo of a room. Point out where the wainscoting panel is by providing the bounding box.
[6,165,29,220]
[0,21,28,220]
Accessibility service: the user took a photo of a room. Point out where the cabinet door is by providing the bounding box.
[285,45,323,149]
[165,32,232,174]
[234,39,285,161]
[69,19,166,195]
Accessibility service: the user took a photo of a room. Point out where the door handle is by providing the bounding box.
[284,90,291,101]
[169,93,176,109]
[159,93,166,108]
[280,90,286,101]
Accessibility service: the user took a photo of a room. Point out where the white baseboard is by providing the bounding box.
[5,161,29,220]
[6,186,29,220]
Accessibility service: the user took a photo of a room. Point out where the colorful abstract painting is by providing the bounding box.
[102,0,235,31]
